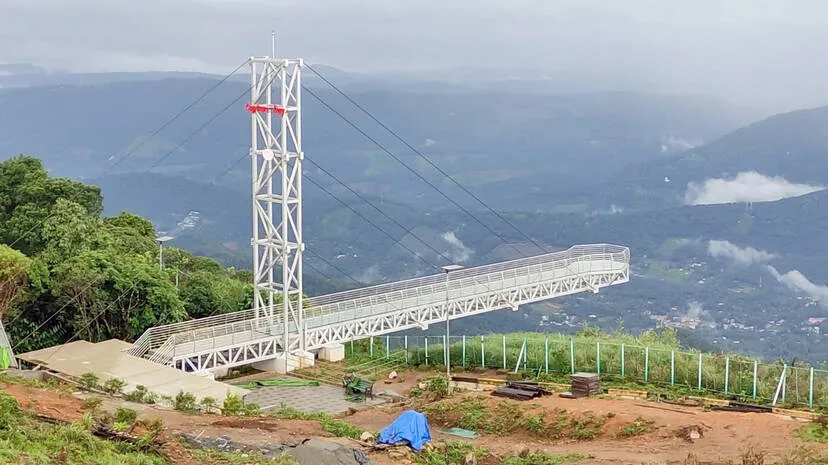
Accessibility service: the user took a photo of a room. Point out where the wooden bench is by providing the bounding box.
[343,374,374,399]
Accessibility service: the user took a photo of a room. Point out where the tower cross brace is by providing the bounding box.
[248,56,304,353]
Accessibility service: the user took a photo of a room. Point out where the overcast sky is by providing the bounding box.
[3,0,828,112]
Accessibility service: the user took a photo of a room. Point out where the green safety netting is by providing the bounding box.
[233,379,320,389]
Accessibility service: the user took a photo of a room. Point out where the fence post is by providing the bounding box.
[404,335,408,364]
[724,357,730,395]
[670,350,675,385]
[752,360,758,400]
[596,342,601,376]
[351,340,354,355]
[370,336,374,358]
[462,335,466,368]
[698,353,703,391]
[645,347,650,382]
[443,335,448,366]
[523,337,528,372]
[570,338,575,374]
[502,335,507,369]
[386,335,390,360]
[425,337,428,366]
[481,336,485,368]
[809,367,814,410]
[621,344,625,377]
[782,364,787,404]
[544,337,549,374]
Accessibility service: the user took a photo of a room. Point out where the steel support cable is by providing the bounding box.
[305,175,443,272]
[40,256,345,357]
[302,84,531,260]
[305,157,456,265]
[6,61,249,250]
[4,145,244,335]
[25,149,257,357]
[108,61,248,171]
[304,248,363,285]
[305,64,549,255]
[13,66,283,350]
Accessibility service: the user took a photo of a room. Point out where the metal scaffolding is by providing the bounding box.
[247,55,304,353]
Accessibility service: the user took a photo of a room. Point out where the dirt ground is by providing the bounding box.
[3,374,827,465]
[344,370,827,465]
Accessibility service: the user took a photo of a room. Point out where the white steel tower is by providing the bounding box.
[248,55,304,353]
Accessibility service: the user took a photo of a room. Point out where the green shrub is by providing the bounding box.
[414,441,483,465]
[619,417,656,438]
[221,393,244,416]
[526,414,546,434]
[113,421,131,432]
[173,391,197,413]
[102,378,126,395]
[0,392,20,429]
[124,384,157,403]
[243,402,261,417]
[114,407,137,425]
[79,372,100,390]
[270,404,364,439]
[81,397,103,411]
[421,376,449,399]
[199,396,217,413]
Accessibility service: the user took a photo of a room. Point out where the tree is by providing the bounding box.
[49,250,187,342]
[0,156,102,256]
[0,245,32,317]
[0,155,261,351]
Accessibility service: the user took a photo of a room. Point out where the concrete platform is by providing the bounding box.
[243,382,386,415]
[18,339,247,405]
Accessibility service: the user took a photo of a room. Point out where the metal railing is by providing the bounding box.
[372,334,828,411]
[129,244,630,364]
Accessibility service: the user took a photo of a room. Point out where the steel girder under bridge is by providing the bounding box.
[126,244,629,372]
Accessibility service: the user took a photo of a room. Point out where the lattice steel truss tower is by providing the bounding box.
[248,55,304,353]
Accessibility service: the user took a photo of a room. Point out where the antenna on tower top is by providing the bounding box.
[271,30,276,57]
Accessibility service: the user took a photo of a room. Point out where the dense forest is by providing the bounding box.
[0,155,254,353]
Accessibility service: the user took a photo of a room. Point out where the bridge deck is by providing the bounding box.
[128,244,630,371]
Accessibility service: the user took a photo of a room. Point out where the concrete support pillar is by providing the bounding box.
[319,343,345,362]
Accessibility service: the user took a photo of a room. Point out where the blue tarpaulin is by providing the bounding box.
[377,410,432,451]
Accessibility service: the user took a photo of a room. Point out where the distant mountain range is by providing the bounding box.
[0,67,753,212]
[5,65,828,360]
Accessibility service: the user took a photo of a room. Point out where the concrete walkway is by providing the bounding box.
[18,339,247,405]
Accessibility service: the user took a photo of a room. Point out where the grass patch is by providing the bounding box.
[503,452,589,465]
[0,391,165,465]
[679,445,828,465]
[270,405,364,439]
[421,396,525,436]
[189,448,298,465]
[414,441,485,465]
[796,422,828,443]
[0,373,69,393]
[421,396,606,441]
[618,417,656,438]
[568,412,606,440]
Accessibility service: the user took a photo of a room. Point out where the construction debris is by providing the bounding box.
[676,424,707,442]
[440,427,478,439]
[570,372,601,398]
[492,380,551,400]
[710,402,771,413]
